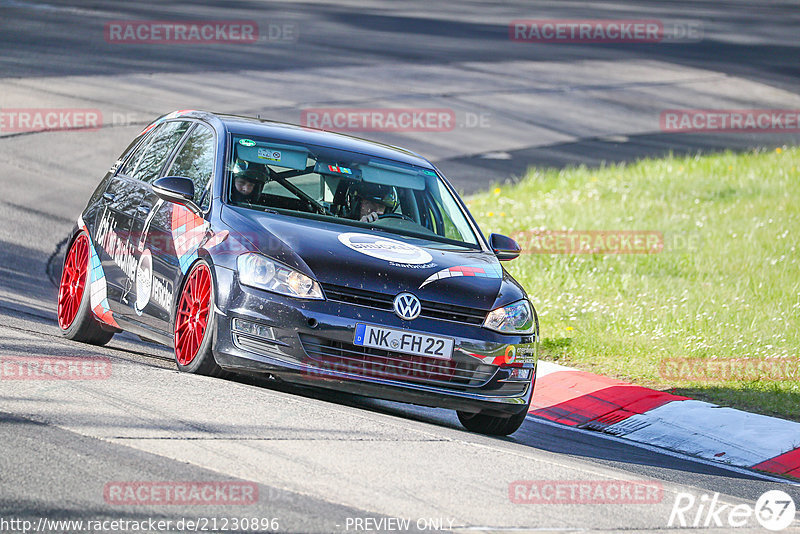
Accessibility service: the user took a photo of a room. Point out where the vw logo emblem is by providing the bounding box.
[393,292,421,321]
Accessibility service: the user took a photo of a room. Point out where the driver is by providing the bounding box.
[347,182,399,222]
[230,160,266,204]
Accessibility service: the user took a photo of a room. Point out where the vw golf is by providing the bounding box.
[57,110,539,435]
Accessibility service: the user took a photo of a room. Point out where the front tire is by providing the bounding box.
[173,260,224,377]
[57,232,114,346]
[457,408,529,436]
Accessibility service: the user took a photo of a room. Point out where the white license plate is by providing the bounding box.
[353,324,454,360]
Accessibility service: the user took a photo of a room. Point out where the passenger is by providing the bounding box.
[230,161,265,204]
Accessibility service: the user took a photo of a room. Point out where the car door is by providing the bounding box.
[95,120,193,317]
[92,125,162,313]
[128,122,217,334]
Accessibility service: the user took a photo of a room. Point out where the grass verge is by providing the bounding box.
[468,147,800,421]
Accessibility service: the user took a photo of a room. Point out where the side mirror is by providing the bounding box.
[153,176,197,210]
[489,233,521,261]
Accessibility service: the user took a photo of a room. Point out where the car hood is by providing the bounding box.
[221,206,526,310]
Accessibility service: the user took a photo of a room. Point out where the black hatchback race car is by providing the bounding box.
[57,110,539,435]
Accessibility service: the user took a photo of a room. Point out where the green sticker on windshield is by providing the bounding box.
[422,169,437,176]
[238,139,256,147]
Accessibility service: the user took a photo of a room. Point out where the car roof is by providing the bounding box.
[174,110,436,170]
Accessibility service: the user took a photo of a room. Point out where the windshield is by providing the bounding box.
[226,135,480,248]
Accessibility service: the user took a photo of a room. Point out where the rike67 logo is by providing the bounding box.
[669,490,796,531]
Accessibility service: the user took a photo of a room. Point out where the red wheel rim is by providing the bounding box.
[174,263,212,366]
[57,234,89,330]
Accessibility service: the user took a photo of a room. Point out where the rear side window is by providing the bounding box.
[119,121,192,183]
[167,123,216,210]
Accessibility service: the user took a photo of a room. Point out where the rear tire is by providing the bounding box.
[457,408,528,436]
[57,232,114,346]
[173,260,224,377]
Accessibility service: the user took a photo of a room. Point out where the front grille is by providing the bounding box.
[321,283,487,325]
[299,334,497,388]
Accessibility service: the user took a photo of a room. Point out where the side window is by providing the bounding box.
[119,121,192,183]
[117,124,164,178]
[167,124,215,210]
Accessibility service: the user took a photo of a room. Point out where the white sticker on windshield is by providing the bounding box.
[338,233,433,265]
[258,148,281,162]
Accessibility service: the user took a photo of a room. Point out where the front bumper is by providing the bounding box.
[211,266,538,417]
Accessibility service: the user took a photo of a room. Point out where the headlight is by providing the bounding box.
[237,253,324,299]
[483,299,534,334]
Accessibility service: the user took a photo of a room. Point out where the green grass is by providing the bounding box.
[468,147,800,421]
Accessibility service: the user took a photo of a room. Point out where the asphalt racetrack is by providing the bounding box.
[1,1,799,532]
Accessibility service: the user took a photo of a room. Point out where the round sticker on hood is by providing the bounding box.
[338,233,433,265]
